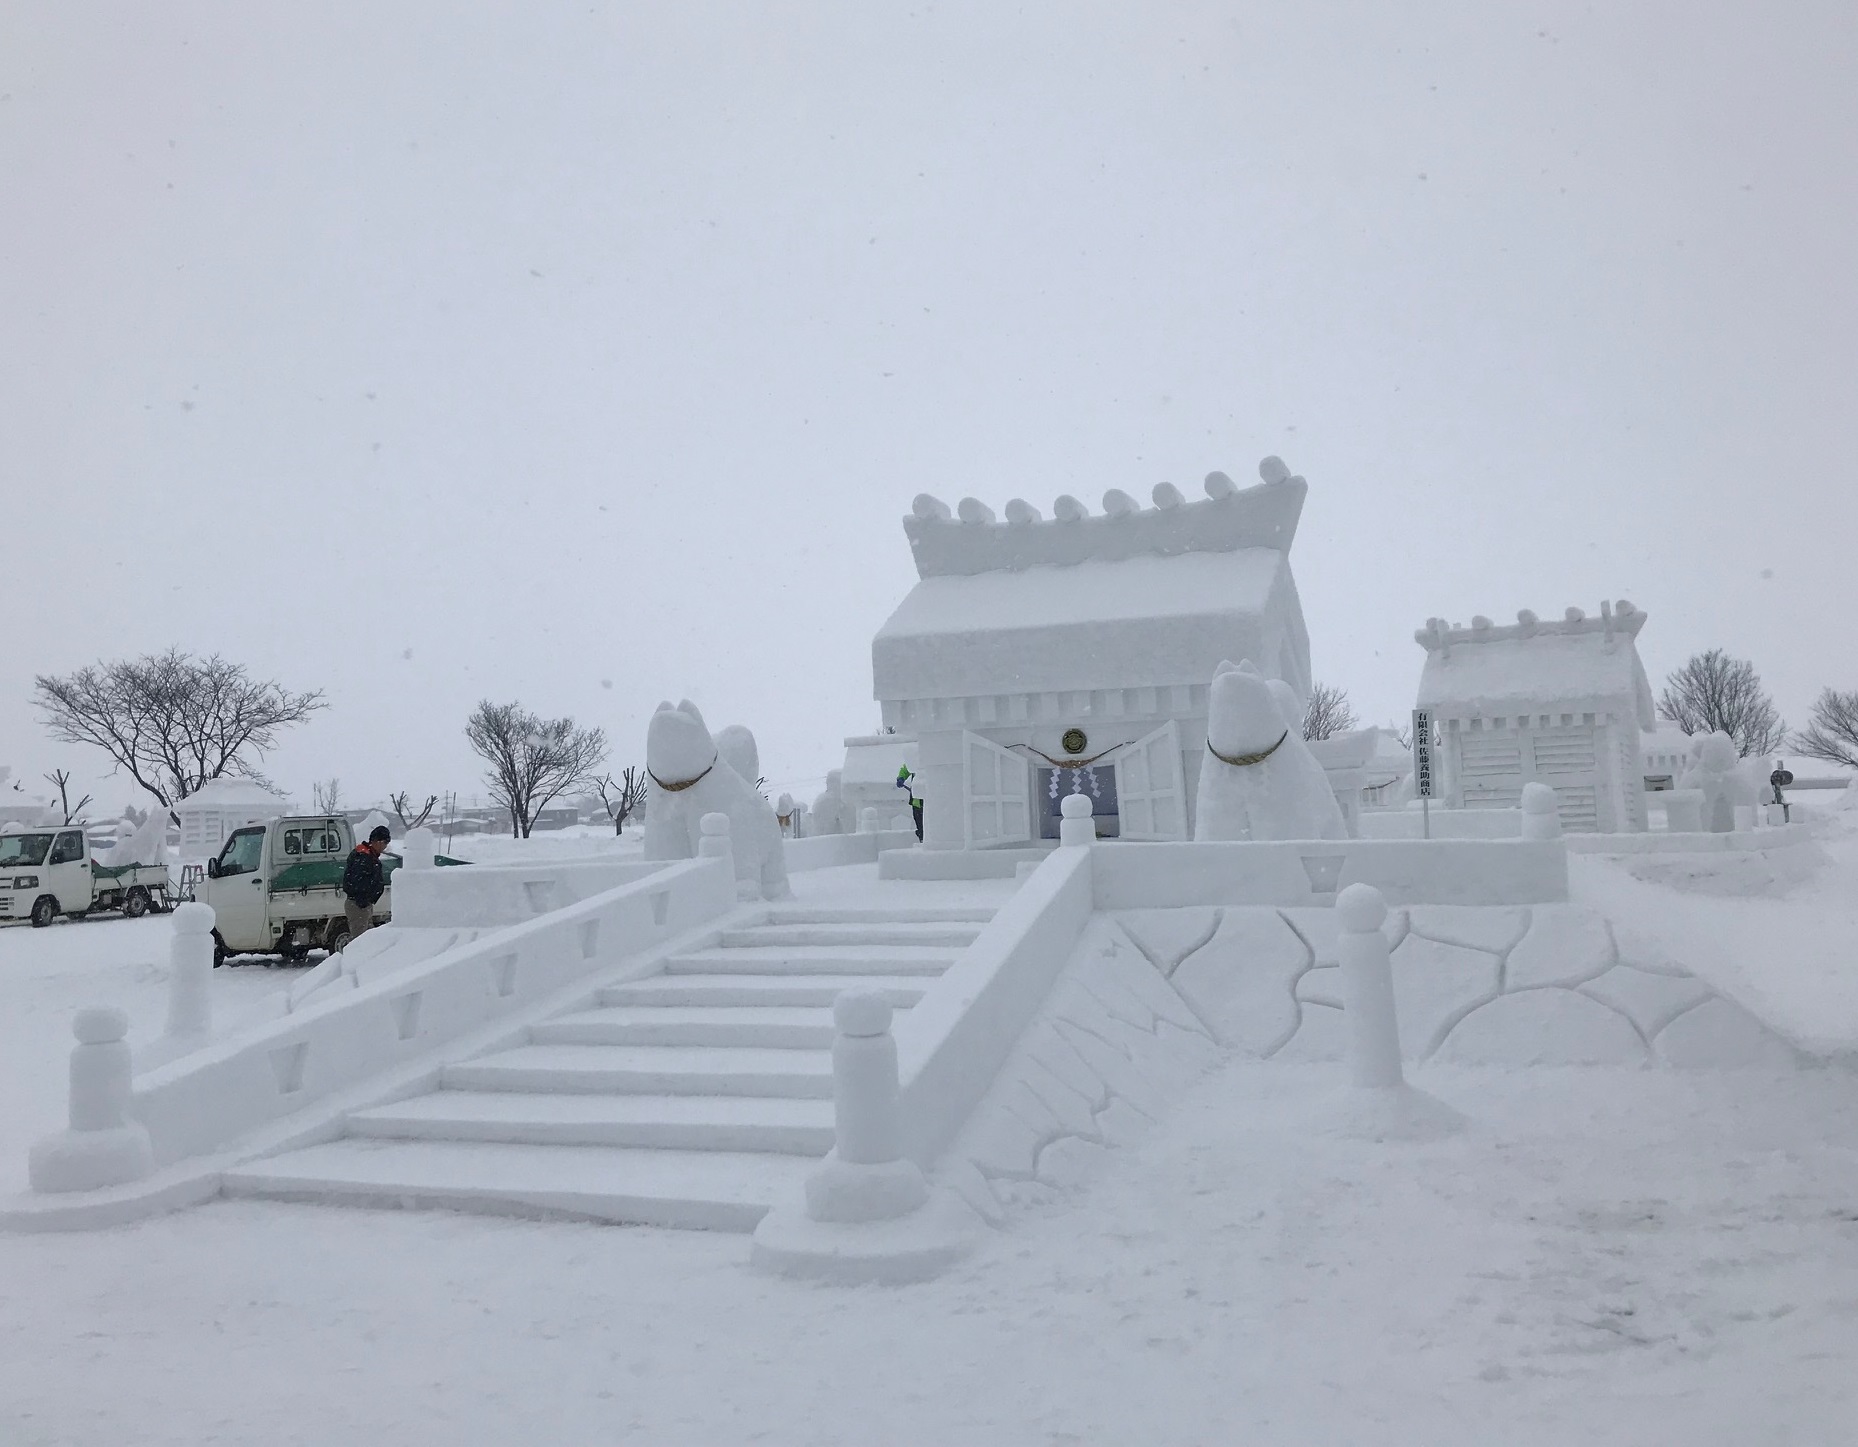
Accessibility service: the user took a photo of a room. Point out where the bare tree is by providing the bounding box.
[1658,649,1785,758]
[465,700,607,838]
[43,769,93,824]
[1792,688,1858,770]
[312,778,343,814]
[592,767,648,835]
[34,650,325,808]
[390,790,439,830]
[1301,682,1359,742]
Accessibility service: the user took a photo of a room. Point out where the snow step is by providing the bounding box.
[600,974,932,1009]
[760,906,995,925]
[441,1044,834,1098]
[664,947,953,977]
[718,923,983,949]
[348,1091,835,1155]
[222,1138,811,1231]
[531,1005,842,1050]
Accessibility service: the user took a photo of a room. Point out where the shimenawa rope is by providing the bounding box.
[1206,730,1289,768]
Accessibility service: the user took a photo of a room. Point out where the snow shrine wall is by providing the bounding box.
[871,460,1315,850]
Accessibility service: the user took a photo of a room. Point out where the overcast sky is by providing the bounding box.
[5,1,1855,814]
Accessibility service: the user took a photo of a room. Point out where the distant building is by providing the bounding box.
[1642,721,1693,793]
[1414,602,1656,834]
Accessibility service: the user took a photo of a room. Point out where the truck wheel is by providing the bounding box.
[123,887,151,919]
[30,896,58,929]
[212,929,229,968]
[323,919,351,954]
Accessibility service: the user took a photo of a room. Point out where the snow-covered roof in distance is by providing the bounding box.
[874,546,1295,701]
[178,777,286,807]
[1415,602,1656,727]
[901,460,1305,579]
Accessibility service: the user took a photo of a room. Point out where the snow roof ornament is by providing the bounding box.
[1415,599,1656,727]
[874,457,1315,709]
[902,456,1306,578]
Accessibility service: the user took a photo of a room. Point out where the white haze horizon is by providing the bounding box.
[6,2,1855,816]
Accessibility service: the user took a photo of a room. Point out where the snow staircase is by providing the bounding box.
[219,904,994,1231]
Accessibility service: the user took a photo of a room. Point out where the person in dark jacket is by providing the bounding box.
[340,825,391,947]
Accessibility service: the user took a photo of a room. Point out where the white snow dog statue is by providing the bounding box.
[1678,730,1756,832]
[1194,660,1347,842]
[644,700,791,899]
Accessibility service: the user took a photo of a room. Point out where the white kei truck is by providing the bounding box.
[194,814,415,966]
[0,826,172,928]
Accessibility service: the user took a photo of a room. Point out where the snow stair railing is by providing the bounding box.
[5,830,744,1231]
[749,794,1099,1283]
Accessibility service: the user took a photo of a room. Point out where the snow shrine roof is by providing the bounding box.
[874,460,1308,704]
[1414,602,1656,726]
[179,777,287,807]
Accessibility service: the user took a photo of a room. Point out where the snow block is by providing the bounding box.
[1387,935,1500,1058]
[1273,1002,1347,1062]
[1171,908,1309,1056]
[1115,909,1220,976]
[1655,997,1798,1069]
[1580,966,1713,1037]
[1405,905,1530,955]
[1437,990,1647,1067]
[751,1189,979,1285]
[1036,1136,1112,1189]
[1504,905,1616,989]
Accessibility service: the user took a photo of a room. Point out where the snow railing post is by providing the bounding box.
[28,1008,153,1193]
[164,902,215,1044]
[1519,783,1562,842]
[750,988,977,1284]
[1336,885,1404,1089]
[402,826,437,869]
[1327,883,1464,1140]
[859,807,881,834]
[1058,791,1095,846]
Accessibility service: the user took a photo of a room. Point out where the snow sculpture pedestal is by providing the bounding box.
[402,826,437,869]
[1520,782,1562,841]
[1318,885,1464,1142]
[751,989,978,1284]
[28,1007,154,1194]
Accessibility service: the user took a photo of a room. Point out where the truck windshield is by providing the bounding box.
[0,833,54,868]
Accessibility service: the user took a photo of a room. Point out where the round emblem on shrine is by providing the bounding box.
[1061,728,1088,756]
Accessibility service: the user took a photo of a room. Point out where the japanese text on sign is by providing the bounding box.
[1412,708,1436,799]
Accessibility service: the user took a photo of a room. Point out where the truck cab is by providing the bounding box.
[0,827,94,927]
[196,815,399,963]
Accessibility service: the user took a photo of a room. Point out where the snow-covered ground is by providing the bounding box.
[3,828,1857,1443]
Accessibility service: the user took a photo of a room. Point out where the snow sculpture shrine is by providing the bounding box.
[1413,601,1655,834]
[871,460,1314,849]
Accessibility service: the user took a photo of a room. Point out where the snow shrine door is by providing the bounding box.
[1114,721,1189,840]
[961,731,1032,847]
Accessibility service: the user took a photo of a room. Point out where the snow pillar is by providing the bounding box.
[1058,791,1095,847]
[697,811,733,861]
[164,902,215,1042]
[1321,884,1464,1141]
[402,826,437,869]
[27,1007,154,1194]
[1520,782,1562,841]
[859,806,881,834]
[1336,885,1403,1088]
[750,987,978,1283]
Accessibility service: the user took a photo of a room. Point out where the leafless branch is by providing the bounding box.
[592,767,648,836]
[1658,649,1785,757]
[1301,682,1359,742]
[466,700,607,838]
[1791,688,1858,770]
[34,650,325,807]
[390,790,439,830]
[43,769,93,824]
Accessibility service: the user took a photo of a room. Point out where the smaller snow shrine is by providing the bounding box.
[872,460,1313,848]
[175,777,288,859]
[1414,601,1655,834]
